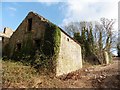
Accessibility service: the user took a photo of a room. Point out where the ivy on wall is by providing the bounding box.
[42,23,61,58]
[3,21,61,74]
[35,23,61,73]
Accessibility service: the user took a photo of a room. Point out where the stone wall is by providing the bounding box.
[2,27,14,56]
[56,31,82,76]
[8,12,47,58]
[3,12,83,76]
[1,27,13,46]
[3,27,13,38]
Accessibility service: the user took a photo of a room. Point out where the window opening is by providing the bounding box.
[27,18,32,31]
[17,43,21,51]
[67,38,69,41]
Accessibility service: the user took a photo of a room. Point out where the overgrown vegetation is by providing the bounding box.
[3,22,61,74]
[73,23,100,64]
[42,23,61,57]
[12,33,35,62]
[64,18,116,64]
[34,23,61,73]
[2,60,39,88]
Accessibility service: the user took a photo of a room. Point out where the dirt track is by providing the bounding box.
[31,57,120,88]
[56,57,120,88]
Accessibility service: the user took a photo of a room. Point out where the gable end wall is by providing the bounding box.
[56,31,82,76]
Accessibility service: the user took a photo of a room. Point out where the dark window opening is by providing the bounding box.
[2,37,4,43]
[3,28,6,33]
[17,43,21,51]
[35,39,41,49]
[67,38,69,41]
[27,18,32,31]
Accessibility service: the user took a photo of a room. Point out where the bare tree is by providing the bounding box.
[64,22,80,37]
[94,18,116,53]
[93,18,117,63]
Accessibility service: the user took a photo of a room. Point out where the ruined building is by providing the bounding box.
[2,12,82,76]
[0,27,14,55]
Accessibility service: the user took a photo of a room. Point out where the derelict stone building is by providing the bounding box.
[1,27,14,56]
[2,12,82,76]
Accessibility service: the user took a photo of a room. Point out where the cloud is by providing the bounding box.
[40,2,60,6]
[7,7,17,16]
[37,0,66,6]
[2,0,66,2]
[2,0,118,2]
[60,0,119,32]
[2,0,119,31]
[8,7,16,11]
[62,0,118,22]
[37,0,62,2]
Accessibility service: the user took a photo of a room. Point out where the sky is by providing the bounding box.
[1,2,65,30]
[0,0,119,55]
[1,0,119,31]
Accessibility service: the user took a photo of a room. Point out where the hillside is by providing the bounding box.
[2,57,120,88]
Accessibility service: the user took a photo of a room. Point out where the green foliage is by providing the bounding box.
[98,31,103,50]
[81,27,86,44]
[42,23,61,57]
[3,43,10,58]
[53,26,61,54]
[70,18,115,64]
[34,23,61,73]
[89,28,94,46]
[12,33,35,62]
[74,32,81,43]
[2,60,39,87]
[42,24,55,56]
[74,31,86,59]
[4,22,61,73]
[73,24,100,63]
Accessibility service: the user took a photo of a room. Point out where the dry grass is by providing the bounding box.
[2,60,40,88]
[2,60,66,88]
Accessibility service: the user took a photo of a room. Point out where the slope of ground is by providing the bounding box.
[2,57,120,88]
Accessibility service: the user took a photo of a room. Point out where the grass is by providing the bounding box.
[2,59,65,88]
[2,59,71,88]
[2,59,40,88]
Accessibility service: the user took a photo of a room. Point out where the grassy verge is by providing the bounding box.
[2,60,40,88]
[2,60,68,88]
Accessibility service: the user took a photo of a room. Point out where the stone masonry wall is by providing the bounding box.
[4,12,83,76]
[2,27,13,56]
[8,12,47,58]
[56,31,82,76]
[2,27,13,50]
